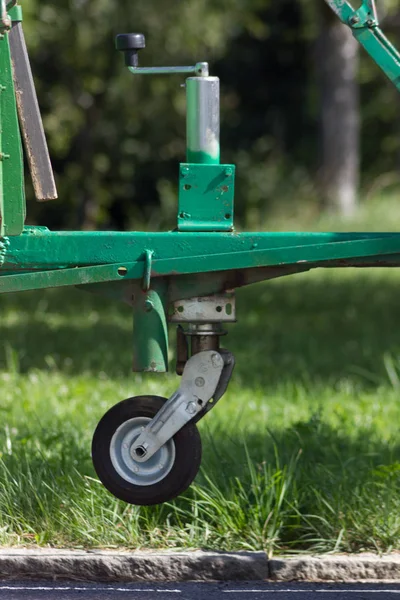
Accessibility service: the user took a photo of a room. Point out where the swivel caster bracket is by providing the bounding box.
[131,350,233,463]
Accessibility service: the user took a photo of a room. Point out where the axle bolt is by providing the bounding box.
[195,377,205,387]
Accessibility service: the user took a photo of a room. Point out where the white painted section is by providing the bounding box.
[0,585,181,592]
[224,590,400,594]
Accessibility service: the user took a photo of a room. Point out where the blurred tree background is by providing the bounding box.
[19,0,400,231]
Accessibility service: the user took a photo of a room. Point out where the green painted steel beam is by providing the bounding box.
[0,32,25,236]
[0,261,141,293]
[3,231,400,294]
[353,27,400,92]
[2,229,400,269]
[326,0,400,93]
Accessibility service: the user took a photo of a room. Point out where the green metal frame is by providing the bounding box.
[2,1,400,372]
[0,10,25,237]
[327,0,400,91]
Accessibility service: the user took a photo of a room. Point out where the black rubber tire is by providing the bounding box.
[91,395,202,506]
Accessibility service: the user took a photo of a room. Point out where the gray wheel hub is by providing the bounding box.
[110,417,176,486]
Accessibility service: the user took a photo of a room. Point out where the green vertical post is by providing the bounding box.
[132,280,169,372]
[0,29,25,237]
[0,78,3,232]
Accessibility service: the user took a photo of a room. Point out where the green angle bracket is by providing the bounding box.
[178,164,235,232]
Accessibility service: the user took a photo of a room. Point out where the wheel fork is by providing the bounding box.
[131,349,235,463]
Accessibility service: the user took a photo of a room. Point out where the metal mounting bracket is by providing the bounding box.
[131,350,226,462]
[178,164,235,231]
[169,293,236,323]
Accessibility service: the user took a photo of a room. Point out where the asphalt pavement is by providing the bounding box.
[1,581,400,600]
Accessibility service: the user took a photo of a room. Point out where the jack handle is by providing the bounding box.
[115,33,209,77]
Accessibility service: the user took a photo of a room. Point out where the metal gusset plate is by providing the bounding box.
[9,22,57,201]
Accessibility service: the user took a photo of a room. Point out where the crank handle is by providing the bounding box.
[128,63,209,77]
[116,33,209,77]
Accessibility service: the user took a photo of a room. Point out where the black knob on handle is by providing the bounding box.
[116,33,146,67]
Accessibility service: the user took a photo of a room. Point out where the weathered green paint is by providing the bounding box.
[353,27,400,92]
[2,228,400,269]
[8,5,22,22]
[132,280,168,372]
[0,260,142,293]
[0,82,4,234]
[326,0,400,92]
[185,151,219,165]
[0,235,9,266]
[3,230,400,295]
[178,163,235,231]
[326,0,374,25]
[0,31,25,236]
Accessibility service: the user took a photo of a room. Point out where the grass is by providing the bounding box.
[2,196,400,554]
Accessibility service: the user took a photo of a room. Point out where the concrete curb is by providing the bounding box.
[1,549,400,582]
[269,554,400,582]
[0,549,268,582]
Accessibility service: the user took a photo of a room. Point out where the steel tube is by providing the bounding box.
[186,76,220,164]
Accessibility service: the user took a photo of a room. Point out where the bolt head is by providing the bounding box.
[195,377,205,387]
[186,402,197,415]
[211,353,223,368]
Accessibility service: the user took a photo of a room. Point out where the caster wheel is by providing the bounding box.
[92,395,202,505]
